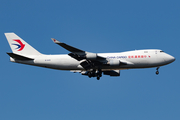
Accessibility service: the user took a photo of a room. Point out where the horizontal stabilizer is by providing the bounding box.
[7,53,34,60]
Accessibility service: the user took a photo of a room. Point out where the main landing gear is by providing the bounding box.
[88,69,102,80]
[156,67,159,75]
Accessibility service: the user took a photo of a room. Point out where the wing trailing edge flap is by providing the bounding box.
[7,52,34,60]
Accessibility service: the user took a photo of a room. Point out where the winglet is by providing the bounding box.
[51,38,61,44]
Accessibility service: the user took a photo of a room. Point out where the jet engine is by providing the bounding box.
[109,60,120,66]
[86,53,97,60]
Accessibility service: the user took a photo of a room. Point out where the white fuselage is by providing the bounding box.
[10,49,175,71]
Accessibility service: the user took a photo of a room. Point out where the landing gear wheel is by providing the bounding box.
[97,69,102,78]
[88,72,91,78]
[97,69,102,80]
[156,67,159,75]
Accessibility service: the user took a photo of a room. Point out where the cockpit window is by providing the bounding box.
[160,51,164,52]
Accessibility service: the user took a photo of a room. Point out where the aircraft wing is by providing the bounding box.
[51,39,131,70]
[51,38,107,69]
[51,38,85,54]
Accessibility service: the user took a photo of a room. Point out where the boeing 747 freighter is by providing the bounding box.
[5,33,175,80]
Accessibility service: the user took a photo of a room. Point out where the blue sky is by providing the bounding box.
[1,0,180,120]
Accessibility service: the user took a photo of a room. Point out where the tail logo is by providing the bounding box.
[12,39,25,51]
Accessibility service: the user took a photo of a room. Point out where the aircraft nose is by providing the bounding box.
[164,54,175,63]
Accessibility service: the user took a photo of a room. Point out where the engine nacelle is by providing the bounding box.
[109,60,120,66]
[103,70,120,76]
[86,53,97,60]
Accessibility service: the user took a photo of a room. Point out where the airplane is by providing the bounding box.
[5,33,175,80]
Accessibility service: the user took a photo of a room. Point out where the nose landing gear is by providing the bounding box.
[156,67,159,75]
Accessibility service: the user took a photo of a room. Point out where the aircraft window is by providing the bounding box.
[160,51,164,52]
